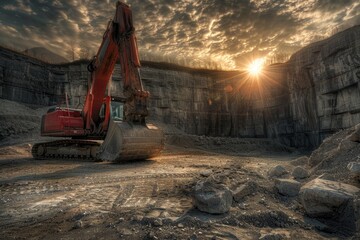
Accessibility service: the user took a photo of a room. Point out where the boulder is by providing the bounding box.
[300,179,359,217]
[347,162,360,177]
[153,218,163,227]
[339,139,358,151]
[73,220,83,229]
[275,179,301,197]
[200,169,213,177]
[304,217,333,232]
[292,166,309,179]
[232,181,257,202]
[349,124,360,143]
[259,233,285,240]
[194,179,232,214]
[353,195,360,234]
[209,172,231,187]
[300,178,360,233]
[268,165,287,178]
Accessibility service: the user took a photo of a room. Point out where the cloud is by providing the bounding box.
[0,0,359,69]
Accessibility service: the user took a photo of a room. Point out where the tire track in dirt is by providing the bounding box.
[0,172,197,196]
[0,172,196,227]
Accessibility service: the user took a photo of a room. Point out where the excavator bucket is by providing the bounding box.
[97,120,164,162]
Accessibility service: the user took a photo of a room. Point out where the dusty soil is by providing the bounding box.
[0,99,49,146]
[0,139,348,240]
[0,99,358,239]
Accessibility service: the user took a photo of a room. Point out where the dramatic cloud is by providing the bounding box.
[0,0,359,69]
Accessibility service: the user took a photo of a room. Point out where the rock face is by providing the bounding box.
[300,178,359,232]
[23,47,68,64]
[194,179,232,214]
[286,26,360,147]
[275,179,301,197]
[0,25,359,148]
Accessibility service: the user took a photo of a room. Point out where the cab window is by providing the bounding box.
[111,101,123,121]
[99,103,105,119]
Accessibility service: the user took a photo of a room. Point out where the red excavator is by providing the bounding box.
[32,1,164,162]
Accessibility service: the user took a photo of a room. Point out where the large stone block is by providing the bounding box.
[268,165,288,178]
[300,178,359,233]
[194,179,232,214]
[292,166,309,179]
[232,181,257,202]
[300,179,359,217]
[275,179,301,197]
[349,123,360,143]
[347,162,360,178]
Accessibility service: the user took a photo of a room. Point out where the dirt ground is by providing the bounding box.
[0,99,358,239]
[0,138,350,240]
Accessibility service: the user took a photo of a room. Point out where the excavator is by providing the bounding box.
[31,1,164,162]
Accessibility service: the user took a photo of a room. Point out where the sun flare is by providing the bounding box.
[248,58,265,76]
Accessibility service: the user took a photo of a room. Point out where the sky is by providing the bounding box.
[0,0,359,70]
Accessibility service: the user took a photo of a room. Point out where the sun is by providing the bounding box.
[248,58,265,76]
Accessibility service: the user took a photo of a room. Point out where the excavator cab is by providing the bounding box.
[110,98,124,121]
[99,98,124,122]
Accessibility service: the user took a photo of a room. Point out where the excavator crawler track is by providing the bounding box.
[32,121,164,162]
[31,140,101,161]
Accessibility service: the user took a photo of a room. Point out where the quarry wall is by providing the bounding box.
[0,25,359,148]
[286,25,360,147]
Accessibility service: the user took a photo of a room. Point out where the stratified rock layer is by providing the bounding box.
[286,26,360,147]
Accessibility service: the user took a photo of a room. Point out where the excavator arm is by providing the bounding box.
[83,1,148,132]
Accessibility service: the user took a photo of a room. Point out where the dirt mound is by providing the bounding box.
[0,144,32,156]
[0,99,38,116]
[166,134,294,155]
[0,99,48,145]
[308,124,360,185]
